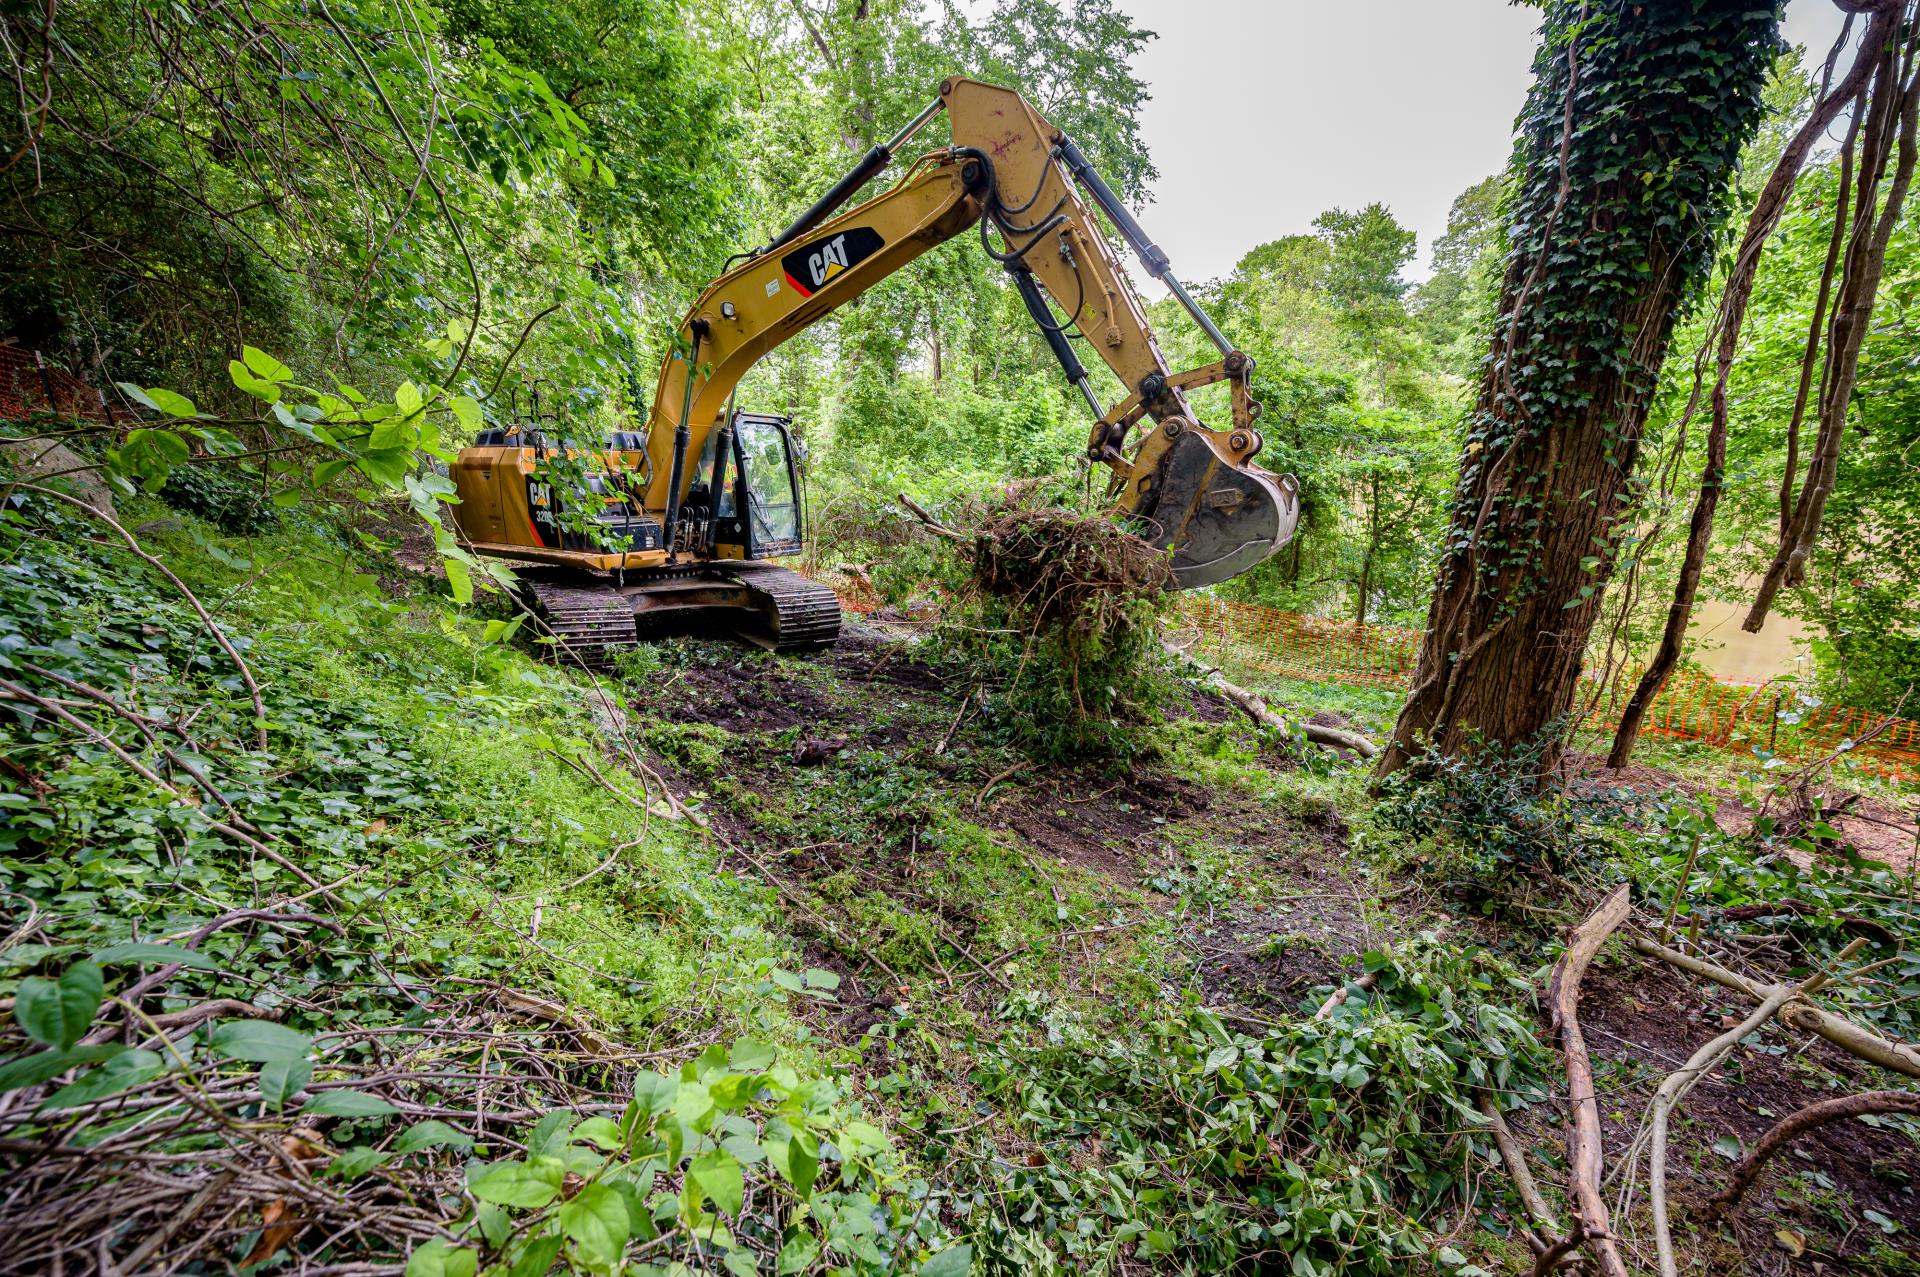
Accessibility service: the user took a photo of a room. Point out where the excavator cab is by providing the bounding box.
[697,412,804,560]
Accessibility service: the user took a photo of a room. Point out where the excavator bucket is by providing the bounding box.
[1139,431,1301,589]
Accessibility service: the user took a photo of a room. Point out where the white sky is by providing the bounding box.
[1113,0,1853,289]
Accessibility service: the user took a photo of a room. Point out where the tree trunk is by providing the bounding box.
[1745,31,1920,632]
[1376,0,1780,779]
[1355,471,1379,628]
[1606,7,1897,769]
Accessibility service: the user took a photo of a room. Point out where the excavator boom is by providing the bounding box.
[451,77,1300,656]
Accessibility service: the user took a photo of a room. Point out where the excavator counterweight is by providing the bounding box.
[450,77,1301,659]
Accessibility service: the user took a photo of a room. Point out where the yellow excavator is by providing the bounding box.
[450,76,1300,662]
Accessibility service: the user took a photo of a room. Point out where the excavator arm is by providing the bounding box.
[641,76,1299,587]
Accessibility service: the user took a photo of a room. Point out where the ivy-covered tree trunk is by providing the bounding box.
[1375,0,1781,778]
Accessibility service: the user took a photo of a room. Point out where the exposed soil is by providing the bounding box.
[611,620,1917,1270]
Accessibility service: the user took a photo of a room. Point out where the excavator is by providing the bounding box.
[450,76,1300,662]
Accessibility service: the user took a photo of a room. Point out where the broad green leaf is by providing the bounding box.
[688,1148,744,1217]
[778,1233,821,1274]
[260,1055,313,1109]
[395,1119,473,1155]
[90,942,217,971]
[838,1119,890,1156]
[470,1158,563,1208]
[481,615,523,645]
[229,361,282,403]
[242,346,292,383]
[558,1182,629,1266]
[405,1237,476,1277]
[354,448,413,487]
[42,1048,164,1109]
[505,1236,563,1277]
[0,1044,123,1092]
[124,428,191,465]
[144,387,197,418]
[326,1147,392,1180]
[16,962,104,1049]
[449,395,483,432]
[443,558,473,606]
[395,381,423,416]
[303,1089,400,1119]
[208,1020,310,1063]
[770,1127,818,1198]
[728,1038,776,1072]
[571,1115,622,1151]
[921,1243,973,1277]
[369,417,419,452]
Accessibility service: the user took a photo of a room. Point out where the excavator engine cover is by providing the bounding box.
[1142,431,1301,588]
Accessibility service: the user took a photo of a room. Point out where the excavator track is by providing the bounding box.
[524,580,638,669]
[727,566,842,652]
[522,566,840,666]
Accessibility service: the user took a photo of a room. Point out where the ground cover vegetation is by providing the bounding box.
[1,0,1917,1274]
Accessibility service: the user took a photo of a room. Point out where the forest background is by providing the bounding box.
[3,0,1915,713]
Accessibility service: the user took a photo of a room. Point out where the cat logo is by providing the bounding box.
[780,226,884,298]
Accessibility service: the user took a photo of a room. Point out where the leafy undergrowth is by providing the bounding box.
[3,484,1917,1276]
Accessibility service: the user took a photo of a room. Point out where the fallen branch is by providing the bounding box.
[896,493,971,543]
[1627,933,1920,1079]
[1313,971,1378,1020]
[1545,883,1632,1277]
[1642,938,1861,1277]
[1710,1089,1920,1214]
[1480,1094,1564,1251]
[1162,641,1381,757]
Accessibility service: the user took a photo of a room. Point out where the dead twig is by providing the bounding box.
[1544,883,1631,1277]
[1710,1089,1920,1214]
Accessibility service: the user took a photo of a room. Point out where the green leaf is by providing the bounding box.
[443,558,473,606]
[570,1115,623,1151]
[89,942,218,971]
[0,1045,123,1093]
[770,1127,818,1198]
[303,1089,401,1119]
[778,1233,821,1274]
[242,346,292,383]
[728,1038,777,1072]
[125,428,191,465]
[209,1020,311,1063]
[326,1147,392,1180]
[481,615,523,645]
[449,395,484,432]
[921,1243,973,1276]
[260,1055,313,1109]
[405,1237,476,1277]
[395,1120,473,1155]
[395,381,423,416]
[1711,1134,1744,1161]
[42,1048,164,1109]
[470,1158,563,1208]
[229,361,282,403]
[506,1236,563,1277]
[144,388,198,418]
[559,1182,629,1266]
[16,962,104,1049]
[688,1148,744,1217]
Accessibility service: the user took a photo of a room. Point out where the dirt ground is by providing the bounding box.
[614,618,1919,1270]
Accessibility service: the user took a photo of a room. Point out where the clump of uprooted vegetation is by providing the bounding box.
[899,481,1175,765]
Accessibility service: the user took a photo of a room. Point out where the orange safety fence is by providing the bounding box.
[0,344,126,425]
[798,563,1920,783]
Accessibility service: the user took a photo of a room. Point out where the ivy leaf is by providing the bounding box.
[90,942,218,971]
[209,1020,311,1063]
[41,1048,164,1109]
[303,1090,400,1119]
[16,962,104,1049]
[326,1147,393,1180]
[558,1182,629,1266]
[688,1148,744,1216]
[920,1243,973,1276]
[395,1120,473,1155]
[0,1044,124,1093]
[259,1055,313,1109]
